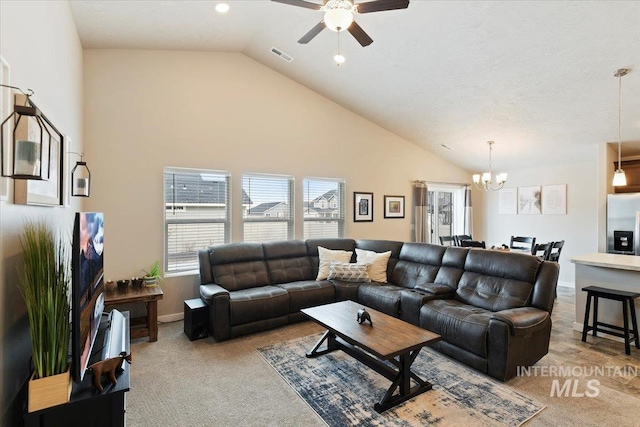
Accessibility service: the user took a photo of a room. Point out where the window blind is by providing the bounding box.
[164,169,230,272]
[303,178,345,239]
[242,174,294,243]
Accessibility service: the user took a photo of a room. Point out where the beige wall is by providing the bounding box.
[479,158,599,285]
[0,0,83,422]
[83,49,476,319]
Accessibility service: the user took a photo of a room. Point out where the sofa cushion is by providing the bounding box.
[263,240,314,284]
[229,286,289,325]
[355,240,404,279]
[355,249,391,282]
[275,280,335,313]
[306,239,356,276]
[420,299,492,358]
[328,261,371,282]
[433,246,470,289]
[208,243,269,291]
[316,246,353,280]
[390,243,446,289]
[357,283,404,316]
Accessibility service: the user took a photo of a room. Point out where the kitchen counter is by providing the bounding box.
[572,252,640,345]
[571,252,640,271]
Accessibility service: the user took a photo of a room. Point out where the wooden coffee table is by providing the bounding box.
[301,300,440,413]
[104,284,164,342]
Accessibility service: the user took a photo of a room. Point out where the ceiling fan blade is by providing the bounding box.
[298,21,326,44]
[271,0,322,10]
[348,21,373,47]
[356,0,410,13]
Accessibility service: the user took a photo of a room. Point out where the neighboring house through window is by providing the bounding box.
[164,168,239,273]
[303,178,345,239]
[243,173,294,242]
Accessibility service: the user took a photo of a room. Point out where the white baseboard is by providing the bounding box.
[159,312,183,323]
[558,280,574,288]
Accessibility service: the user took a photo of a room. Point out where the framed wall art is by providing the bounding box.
[353,192,373,222]
[384,195,405,219]
[542,184,567,215]
[518,186,541,215]
[498,187,517,214]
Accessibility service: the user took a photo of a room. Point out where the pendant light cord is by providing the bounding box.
[618,72,622,170]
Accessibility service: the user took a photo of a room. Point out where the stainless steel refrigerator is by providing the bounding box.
[607,193,640,255]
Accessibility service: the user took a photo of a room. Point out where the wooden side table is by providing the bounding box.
[104,284,164,342]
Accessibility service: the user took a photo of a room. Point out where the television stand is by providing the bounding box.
[24,311,131,427]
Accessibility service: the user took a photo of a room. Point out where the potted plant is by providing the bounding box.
[142,261,164,287]
[17,221,72,412]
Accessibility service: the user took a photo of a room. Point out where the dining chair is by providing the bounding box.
[510,236,536,253]
[453,234,472,246]
[439,236,455,246]
[459,239,486,249]
[548,240,565,262]
[532,242,552,260]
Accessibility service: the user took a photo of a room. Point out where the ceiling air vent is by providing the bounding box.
[439,144,454,151]
[270,47,293,63]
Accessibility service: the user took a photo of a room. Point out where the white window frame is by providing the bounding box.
[303,177,346,239]
[164,167,231,274]
[242,173,295,242]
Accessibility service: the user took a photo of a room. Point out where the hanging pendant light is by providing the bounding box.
[69,152,91,197]
[472,141,507,191]
[612,68,630,187]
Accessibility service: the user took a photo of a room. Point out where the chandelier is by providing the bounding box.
[472,141,507,191]
[612,68,630,187]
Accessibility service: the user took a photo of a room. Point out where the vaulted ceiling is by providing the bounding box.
[69,0,640,173]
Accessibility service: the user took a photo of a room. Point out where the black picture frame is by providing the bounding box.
[384,195,405,219]
[354,192,373,222]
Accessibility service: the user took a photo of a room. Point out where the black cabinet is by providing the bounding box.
[24,315,130,427]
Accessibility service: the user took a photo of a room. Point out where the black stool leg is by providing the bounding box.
[630,298,640,349]
[593,296,599,337]
[582,293,592,342]
[623,300,631,355]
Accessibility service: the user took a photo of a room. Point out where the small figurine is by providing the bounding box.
[357,308,373,326]
[88,352,132,391]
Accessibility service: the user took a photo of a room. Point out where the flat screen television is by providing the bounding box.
[71,212,105,383]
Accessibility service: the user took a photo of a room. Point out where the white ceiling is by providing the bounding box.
[69,0,640,173]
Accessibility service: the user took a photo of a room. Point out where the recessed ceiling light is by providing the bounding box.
[215,3,230,13]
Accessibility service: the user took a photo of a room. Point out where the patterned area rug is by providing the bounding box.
[258,334,544,427]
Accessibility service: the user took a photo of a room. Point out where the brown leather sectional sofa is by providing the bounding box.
[198,238,559,380]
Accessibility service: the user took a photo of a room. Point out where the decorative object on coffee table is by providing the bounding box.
[353,192,373,222]
[356,308,372,325]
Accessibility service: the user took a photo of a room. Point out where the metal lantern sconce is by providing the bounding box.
[0,84,60,180]
[69,152,91,197]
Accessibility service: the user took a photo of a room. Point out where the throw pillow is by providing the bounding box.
[328,261,371,282]
[316,246,353,280]
[355,249,392,283]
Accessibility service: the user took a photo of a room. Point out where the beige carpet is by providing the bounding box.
[127,288,640,426]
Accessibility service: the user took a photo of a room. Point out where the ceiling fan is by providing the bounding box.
[272,0,410,47]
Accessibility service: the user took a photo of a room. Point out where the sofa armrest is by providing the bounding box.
[490,307,550,336]
[200,284,231,341]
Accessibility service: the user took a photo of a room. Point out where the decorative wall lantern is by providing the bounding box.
[0,85,60,180]
[69,152,91,197]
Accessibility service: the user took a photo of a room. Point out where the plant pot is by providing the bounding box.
[143,276,158,286]
[28,369,72,412]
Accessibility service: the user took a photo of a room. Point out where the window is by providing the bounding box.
[242,174,294,242]
[303,178,345,239]
[164,168,231,273]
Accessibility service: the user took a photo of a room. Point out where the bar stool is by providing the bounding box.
[581,286,640,355]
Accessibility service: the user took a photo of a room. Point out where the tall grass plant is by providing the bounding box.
[18,221,70,379]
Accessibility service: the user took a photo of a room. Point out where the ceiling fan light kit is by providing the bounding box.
[272,0,409,47]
